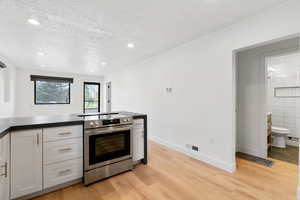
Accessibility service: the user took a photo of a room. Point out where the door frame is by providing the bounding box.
[232,34,300,167]
[83,82,101,113]
[106,82,112,112]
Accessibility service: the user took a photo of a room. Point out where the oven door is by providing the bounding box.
[84,125,133,171]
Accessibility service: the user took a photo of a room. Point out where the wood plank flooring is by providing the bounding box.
[34,141,298,200]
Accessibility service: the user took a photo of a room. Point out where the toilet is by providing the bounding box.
[272,126,290,148]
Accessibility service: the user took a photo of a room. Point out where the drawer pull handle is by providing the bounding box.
[58,147,72,152]
[37,133,39,145]
[58,132,72,136]
[58,169,71,176]
[0,162,8,178]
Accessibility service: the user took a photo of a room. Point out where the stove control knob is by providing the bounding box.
[94,121,99,125]
[90,122,94,126]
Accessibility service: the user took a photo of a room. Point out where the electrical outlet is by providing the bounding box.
[192,145,199,151]
[166,88,172,93]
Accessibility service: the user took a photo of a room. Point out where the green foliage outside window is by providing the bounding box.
[35,80,70,104]
[84,83,99,112]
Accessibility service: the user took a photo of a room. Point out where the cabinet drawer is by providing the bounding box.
[43,125,83,142]
[44,138,83,165]
[44,158,83,189]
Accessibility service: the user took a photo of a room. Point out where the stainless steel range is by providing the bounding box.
[83,114,133,185]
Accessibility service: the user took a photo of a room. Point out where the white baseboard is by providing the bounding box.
[237,146,266,159]
[149,136,236,173]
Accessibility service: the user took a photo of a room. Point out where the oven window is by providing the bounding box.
[89,130,130,165]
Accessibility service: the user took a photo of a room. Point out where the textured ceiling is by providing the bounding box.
[0,0,287,75]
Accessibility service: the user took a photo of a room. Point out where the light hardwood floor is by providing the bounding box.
[34,141,298,200]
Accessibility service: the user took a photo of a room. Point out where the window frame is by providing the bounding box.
[83,82,101,113]
[274,86,300,98]
[31,75,73,105]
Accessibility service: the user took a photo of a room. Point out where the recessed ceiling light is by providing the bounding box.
[127,43,135,49]
[37,52,45,56]
[101,62,107,66]
[27,18,40,26]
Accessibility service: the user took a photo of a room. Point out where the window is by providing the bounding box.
[84,82,100,113]
[274,86,300,98]
[31,75,73,104]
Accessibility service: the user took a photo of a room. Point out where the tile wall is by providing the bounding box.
[267,53,300,140]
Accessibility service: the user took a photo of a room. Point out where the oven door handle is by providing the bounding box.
[85,125,132,136]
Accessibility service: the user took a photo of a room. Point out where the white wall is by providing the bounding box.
[15,68,104,117]
[106,0,300,173]
[236,37,299,158]
[0,58,15,118]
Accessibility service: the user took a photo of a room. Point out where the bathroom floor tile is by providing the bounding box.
[269,145,298,165]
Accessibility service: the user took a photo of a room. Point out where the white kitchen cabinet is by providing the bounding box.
[43,125,82,142]
[43,125,83,189]
[11,129,43,199]
[133,119,144,162]
[44,158,83,189]
[0,134,10,200]
[43,137,83,165]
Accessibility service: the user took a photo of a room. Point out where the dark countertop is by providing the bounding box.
[0,111,147,138]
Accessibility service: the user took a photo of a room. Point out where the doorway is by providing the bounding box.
[106,82,112,112]
[83,82,100,113]
[235,36,300,163]
[266,52,300,165]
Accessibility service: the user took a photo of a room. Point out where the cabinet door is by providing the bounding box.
[11,129,43,199]
[0,134,10,200]
[133,120,144,162]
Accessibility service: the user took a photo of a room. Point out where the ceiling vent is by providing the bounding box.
[0,61,7,69]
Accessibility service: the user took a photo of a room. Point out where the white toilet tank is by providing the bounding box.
[272,126,290,135]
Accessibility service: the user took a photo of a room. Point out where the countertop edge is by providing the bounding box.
[0,127,11,138]
[0,111,147,138]
[10,120,84,131]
